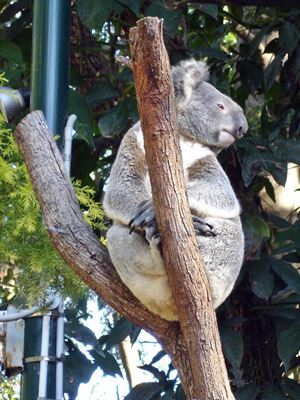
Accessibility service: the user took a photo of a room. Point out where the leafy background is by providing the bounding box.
[0,0,299,399]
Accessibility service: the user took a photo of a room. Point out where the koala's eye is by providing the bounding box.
[217,103,225,110]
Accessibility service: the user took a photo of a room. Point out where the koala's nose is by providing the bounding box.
[236,115,248,138]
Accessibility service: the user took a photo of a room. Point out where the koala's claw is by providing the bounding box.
[129,200,158,241]
[192,216,216,237]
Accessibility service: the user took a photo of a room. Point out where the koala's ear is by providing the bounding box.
[172,59,209,104]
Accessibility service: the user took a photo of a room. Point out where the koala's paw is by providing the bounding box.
[192,216,216,237]
[129,200,158,241]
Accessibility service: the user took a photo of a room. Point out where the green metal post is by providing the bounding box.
[21,1,71,399]
[21,316,57,400]
[31,0,71,138]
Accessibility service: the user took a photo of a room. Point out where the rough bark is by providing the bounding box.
[129,17,233,400]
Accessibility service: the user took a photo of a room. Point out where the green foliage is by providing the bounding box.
[0,112,104,306]
[0,375,19,400]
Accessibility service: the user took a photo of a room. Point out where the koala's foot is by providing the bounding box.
[149,233,162,258]
[192,216,216,237]
[129,200,158,241]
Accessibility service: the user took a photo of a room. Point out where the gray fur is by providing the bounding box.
[103,59,247,321]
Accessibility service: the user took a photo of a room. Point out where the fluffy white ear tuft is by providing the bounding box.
[172,58,209,104]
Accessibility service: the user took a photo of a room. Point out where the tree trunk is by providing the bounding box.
[129,17,233,400]
[14,17,234,400]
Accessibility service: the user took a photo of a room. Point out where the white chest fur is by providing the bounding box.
[134,124,212,173]
[179,137,213,171]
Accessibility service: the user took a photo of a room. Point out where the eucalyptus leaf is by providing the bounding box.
[85,81,119,107]
[262,385,286,400]
[64,344,96,399]
[270,259,300,293]
[65,322,99,348]
[118,0,143,15]
[105,316,133,349]
[125,382,165,400]
[249,260,274,299]
[98,101,129,137]
[90,349,123,377]
[281,378,300,399]
[235,383,260,400]
[270,138,300,164]
[248,25,272,57]
[77,0,121,29]
[196,4,218,20]
[174,384,187,400]
[68,89,95,147]
[244,215,270,239]
[0,39,23,64]
[145,0,181,37]
[278,22,300,55]
[264,52,284,92]
[220,328,243,370]
[277,323,300,370]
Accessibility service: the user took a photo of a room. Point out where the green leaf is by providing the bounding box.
[269,215,291,229]
[174,385,187,400]
[117,0,143,15]
[270,259,300,294]
[85,81,119,107]
[125,382,165,400]
[196,4,218,20]
[98,101,129,137]
[65,322,99,348]
[145,0,181,37]
[264,38,280,55]
[150,350,167,365]
[77,0,122,29]
[281,378,300,400]
[249,261,274,299]
[263,178,276,203]
[68,89,95,147]
[130,325,141,344]
[64,344,96,398]
[241,147,287,187]
[220,328,243,370]
[248,25,272,57]
[90,349,123,377]
[264,52,284,92]
[139,365,166,381]
[270,138,300,164]
[277,323,300,370]
[278,22,300,55]
[235,383,260,400]
[105,316,133,349]
[262,385,286,400]
[0,39,23,64]
[244,214,270,239]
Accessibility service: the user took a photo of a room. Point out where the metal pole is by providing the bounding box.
[21,1,71,399]
[31,0,71,138]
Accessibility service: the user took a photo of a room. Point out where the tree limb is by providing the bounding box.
[14,110,173,339]
[129,17,233,400]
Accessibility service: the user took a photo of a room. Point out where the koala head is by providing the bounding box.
[172,59,248,149]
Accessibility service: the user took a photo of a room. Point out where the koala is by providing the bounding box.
[103,59,248,321]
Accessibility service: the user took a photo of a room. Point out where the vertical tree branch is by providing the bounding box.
[129,17,234,399]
